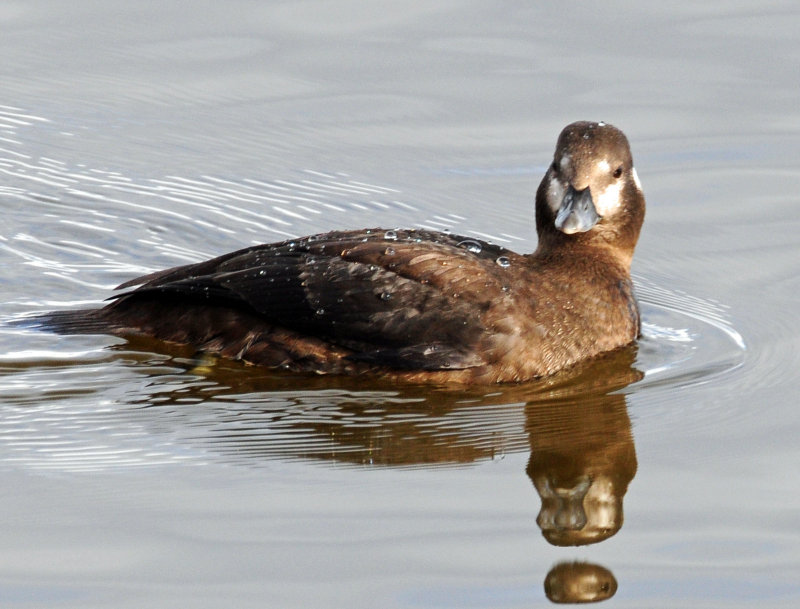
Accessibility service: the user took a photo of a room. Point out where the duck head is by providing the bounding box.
[536,121,645,267]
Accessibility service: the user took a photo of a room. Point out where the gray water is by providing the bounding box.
[1,2,798,607]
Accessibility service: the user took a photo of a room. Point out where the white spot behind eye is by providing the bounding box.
[632,167,642,190]
[559,154,571,173]
[596,159,610,173]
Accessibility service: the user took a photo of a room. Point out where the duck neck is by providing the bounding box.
[533,232,634,276]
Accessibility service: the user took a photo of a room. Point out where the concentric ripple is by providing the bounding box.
[634,275,746,389]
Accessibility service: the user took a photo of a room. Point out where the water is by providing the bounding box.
[1,2,799,607]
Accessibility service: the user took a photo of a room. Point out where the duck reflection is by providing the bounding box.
[126,339,641,604]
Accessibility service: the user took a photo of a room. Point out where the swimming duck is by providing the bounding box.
[44,121,645,384]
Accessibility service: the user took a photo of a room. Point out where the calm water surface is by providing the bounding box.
[1,2,799,607]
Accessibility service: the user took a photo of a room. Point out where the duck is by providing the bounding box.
[42,121,645,384]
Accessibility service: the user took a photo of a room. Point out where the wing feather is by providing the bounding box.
[109,229,522,370]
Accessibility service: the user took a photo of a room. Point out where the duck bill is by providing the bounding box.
[555,185,600,234]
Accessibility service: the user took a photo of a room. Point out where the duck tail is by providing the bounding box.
[17,309,111,335]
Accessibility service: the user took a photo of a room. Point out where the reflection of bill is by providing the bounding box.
[526,350,640,546]
[544,561,617,604]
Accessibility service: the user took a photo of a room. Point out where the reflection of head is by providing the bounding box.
[526,350,640,546]
[533,471,627,546]
[544,561,617,603]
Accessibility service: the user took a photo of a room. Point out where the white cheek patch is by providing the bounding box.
[559,154,571,173]
[547,177,566,213]
[596,159,610,173]
[594,180,623,216]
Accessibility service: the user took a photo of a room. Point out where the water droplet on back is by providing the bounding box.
[457,239,482,254]
[384,230,398,241]
[495,256,511,268]
[385,246,396,256]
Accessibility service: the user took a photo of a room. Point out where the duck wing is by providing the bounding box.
[112,229,522,370]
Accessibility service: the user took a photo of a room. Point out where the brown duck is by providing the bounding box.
[42,121,646,384]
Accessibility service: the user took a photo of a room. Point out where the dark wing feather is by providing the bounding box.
[110,229,520,370]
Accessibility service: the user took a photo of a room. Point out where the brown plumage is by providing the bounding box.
[41,121,645,384]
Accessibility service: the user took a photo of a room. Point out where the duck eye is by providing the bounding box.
[613,166,623,179]
[551,161,559,174]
